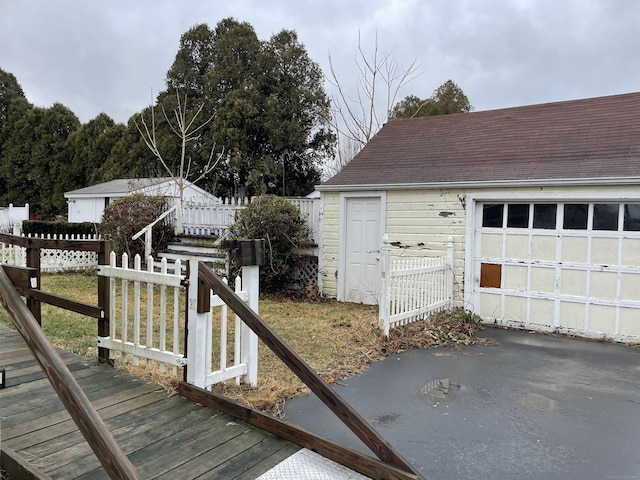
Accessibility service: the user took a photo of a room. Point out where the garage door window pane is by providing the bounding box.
[533,204,557,229]
[593,204,619,231]
[563,204,588,230]
[482,204,504,227]
[623,204,640,231]
[507,204,529,228]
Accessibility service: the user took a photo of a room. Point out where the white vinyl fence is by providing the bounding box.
[179,197,249,237]
[379,235,455,336]
[0,203,29,233]
[0,233,101,272]
[96,254,259,388]
[178,197,320,242]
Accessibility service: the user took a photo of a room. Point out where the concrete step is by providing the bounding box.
[165,242,226,257]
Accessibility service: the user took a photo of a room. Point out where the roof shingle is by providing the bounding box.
[322,92,640,188]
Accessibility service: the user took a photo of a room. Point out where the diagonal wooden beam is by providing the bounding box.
[198,262,423,478]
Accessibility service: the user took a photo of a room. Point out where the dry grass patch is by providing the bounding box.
[0,273,491,416]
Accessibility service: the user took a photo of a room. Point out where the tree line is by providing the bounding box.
[0,18,471,220]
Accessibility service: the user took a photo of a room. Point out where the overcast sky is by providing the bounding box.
[1,0,639,124]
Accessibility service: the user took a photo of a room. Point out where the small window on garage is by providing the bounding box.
[482,204,504,228]
[533,204,557,229]
[593,204,619,231]
[507,204,529,228]
[563,204,588,230]
[623,204,640,231]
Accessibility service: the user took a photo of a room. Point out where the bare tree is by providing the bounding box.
[135,91,222,203]
[325,31,420,174]
[322,134,361,180]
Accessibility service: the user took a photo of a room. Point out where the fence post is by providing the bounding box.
[144,226,152,259]
[241,265,259,386]
[186,259,208,388]
[378,234,391,336]
[25,244,41,325]
[97,240,113,364]
[447,235,455,309]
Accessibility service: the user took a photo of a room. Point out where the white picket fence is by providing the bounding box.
[177,197,321,242]
[379,235,455,336]
[0,233,101,272]
[96,254,258,388]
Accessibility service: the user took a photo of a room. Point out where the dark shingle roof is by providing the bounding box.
[322,92,640,188]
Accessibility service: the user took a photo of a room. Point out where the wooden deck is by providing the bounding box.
[0,325,300,479]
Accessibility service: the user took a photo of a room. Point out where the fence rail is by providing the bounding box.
[0,233,102,272]
[379,235,454,336]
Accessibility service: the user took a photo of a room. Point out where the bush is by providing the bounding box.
[98,194,174,260]
[22,220,97,236]
[232,195,309,291]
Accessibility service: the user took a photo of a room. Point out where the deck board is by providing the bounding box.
[0,325,301,479]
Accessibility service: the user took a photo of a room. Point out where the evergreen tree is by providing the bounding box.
[391,80,472,118]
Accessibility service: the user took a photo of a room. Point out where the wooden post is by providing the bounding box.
[25,244,41,325]
[379,234,391,336]
[97,240,113,364]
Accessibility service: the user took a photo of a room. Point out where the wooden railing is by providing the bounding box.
[0,266,139,479]
[0,232,113,362]
[189,262,423,480]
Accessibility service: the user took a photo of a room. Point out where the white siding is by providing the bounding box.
[319,192,340,297]
[68,198,105,223]
[320,189,467,301]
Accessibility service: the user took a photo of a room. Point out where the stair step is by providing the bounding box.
[159,250,224,261]
[166,243,225,256]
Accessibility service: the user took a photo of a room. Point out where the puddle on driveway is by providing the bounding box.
[521,392,558,411]
[420,378,461,400]
[373,412,401,425]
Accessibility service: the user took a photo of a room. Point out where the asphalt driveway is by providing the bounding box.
[284,326,640,480]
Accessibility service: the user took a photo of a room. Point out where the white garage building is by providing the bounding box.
[317,92,640,342]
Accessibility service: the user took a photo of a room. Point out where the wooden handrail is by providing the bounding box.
[198,262,422,478]
[0,267,139,480]
[0,232,105,251]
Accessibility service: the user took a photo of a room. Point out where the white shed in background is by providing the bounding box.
[65,178,220,223]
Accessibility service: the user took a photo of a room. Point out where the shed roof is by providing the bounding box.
[321,91,640,190]
[65,178,175,197]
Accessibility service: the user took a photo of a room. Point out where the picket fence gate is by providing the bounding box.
[379,235,455,336]
[96,253,258,388]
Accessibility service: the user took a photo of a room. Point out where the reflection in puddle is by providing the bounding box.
[522,392,557,411]
[529,382,566,393]
[420,378,461,400]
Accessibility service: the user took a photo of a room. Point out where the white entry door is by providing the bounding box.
[343,197,382,304]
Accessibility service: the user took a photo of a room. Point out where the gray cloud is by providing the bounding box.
[1,0,638,123]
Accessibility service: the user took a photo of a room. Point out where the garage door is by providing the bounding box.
[472,201,640,338]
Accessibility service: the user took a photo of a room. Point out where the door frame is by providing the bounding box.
[337,191,386,302]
